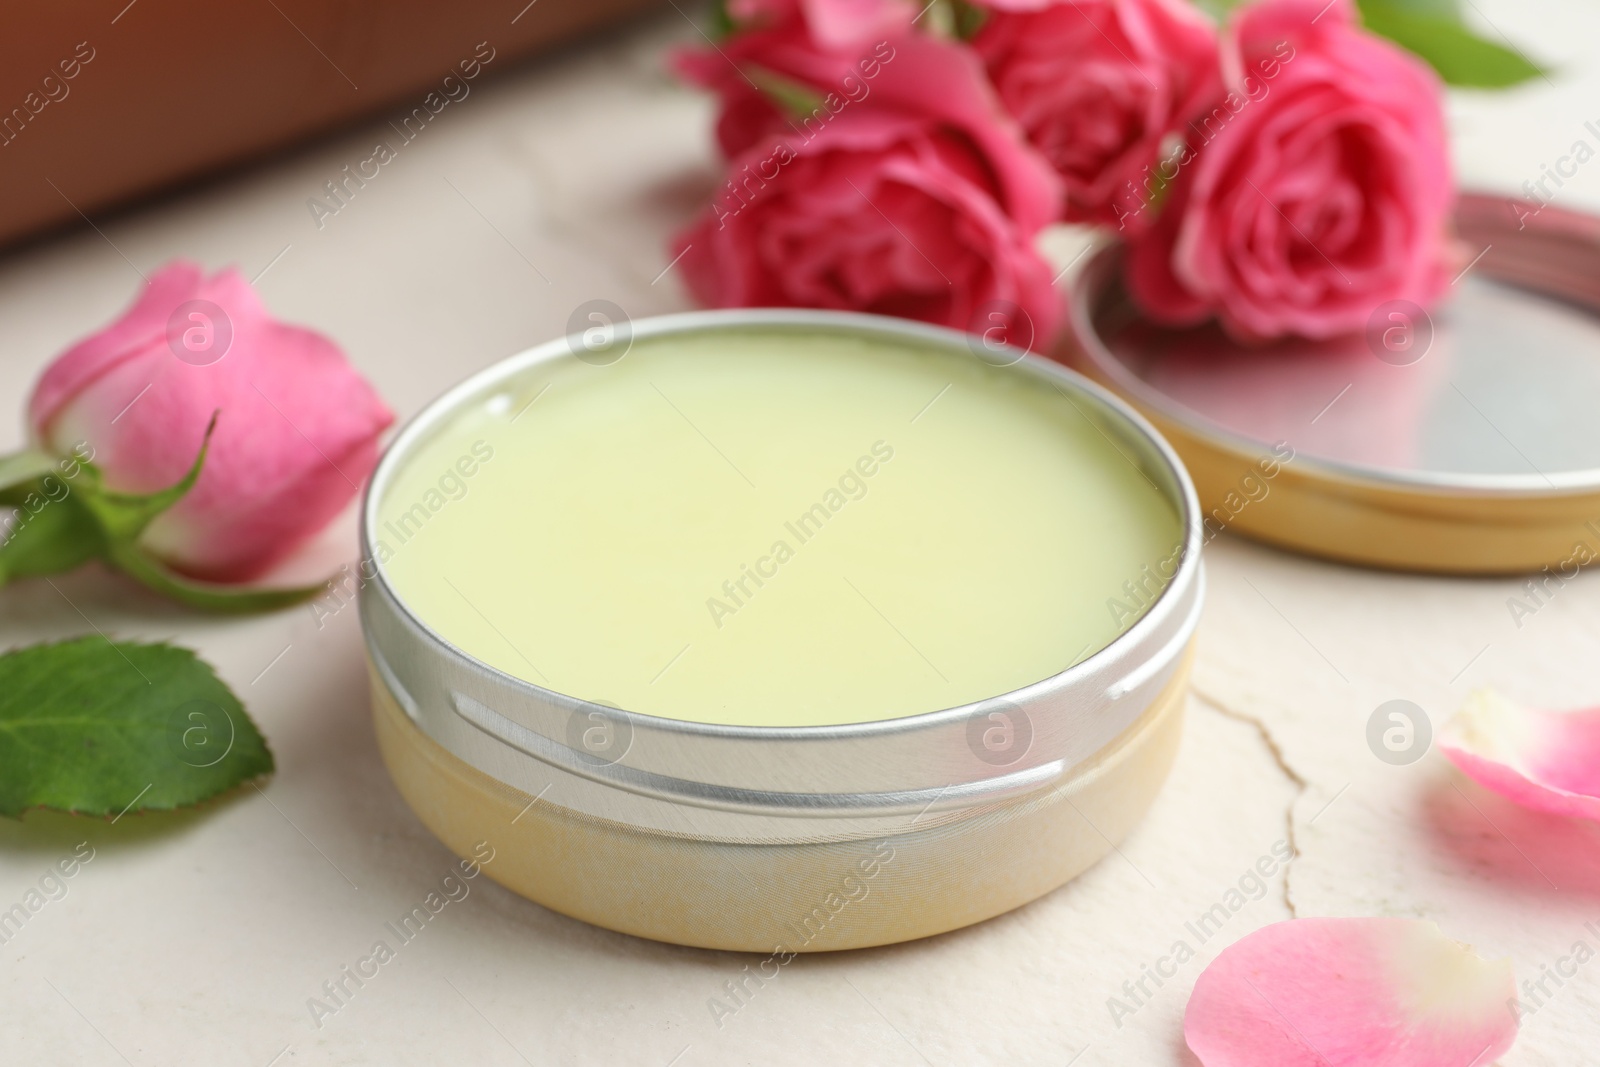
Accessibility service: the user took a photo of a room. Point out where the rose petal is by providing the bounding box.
[801,0,913,50]
[725,0,914,50]
[28,261,207,437]
[1186,918,1517,1067]
[1441,690,1600,822]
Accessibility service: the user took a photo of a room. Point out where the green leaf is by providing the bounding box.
[1357,0,1548,88]
[0,637,273,818]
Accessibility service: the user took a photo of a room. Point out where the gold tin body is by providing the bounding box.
[369,654,1190,952]
[1067,193,1600,575]
[360,310,1204,952]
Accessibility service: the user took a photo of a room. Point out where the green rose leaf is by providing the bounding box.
[1357,0,1548,88]
[0,637,274,818]
[1191,0,1544,89]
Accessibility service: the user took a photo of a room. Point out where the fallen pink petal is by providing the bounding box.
[1185,917,1516,1067]
[1441,690,1600,822]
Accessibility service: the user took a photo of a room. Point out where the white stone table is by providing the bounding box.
[2,4,1598,1064]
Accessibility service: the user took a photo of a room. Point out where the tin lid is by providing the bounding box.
[1066,192,1600,574]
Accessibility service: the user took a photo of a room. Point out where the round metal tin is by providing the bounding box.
[359,309,1204,951]
[1065,192,1600,575]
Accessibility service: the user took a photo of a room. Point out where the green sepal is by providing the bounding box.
[706,0,736,39]
[106,540,327,614]
[0,449,61,495]
[76,412,217,544]
[950,0,989,40]
[0,485,105,582]
[747,65,829,119]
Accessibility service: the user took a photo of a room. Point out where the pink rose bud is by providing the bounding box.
[974,0,1221,228]
[27,261,394,583]
[1124,0,1454,341]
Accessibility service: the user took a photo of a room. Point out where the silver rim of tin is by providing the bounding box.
[1069,195,1600,498]
[358,309,1205,843]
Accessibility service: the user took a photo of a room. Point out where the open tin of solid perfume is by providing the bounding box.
[360,309,1203,951]
[1067,192,1600,574]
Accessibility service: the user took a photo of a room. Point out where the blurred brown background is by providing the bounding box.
[0,0,661,249]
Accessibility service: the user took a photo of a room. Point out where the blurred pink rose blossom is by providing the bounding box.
[676,29,1059,231]
[27,261,393,582]
[674,32,1063,344]
[973,0,1220,227]
[1124,0,1453,341]
[673,109,1062,342]
[727,0,915,50]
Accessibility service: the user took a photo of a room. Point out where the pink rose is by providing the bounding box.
[677,30,1059,231]
[674,32,1063,343]
[1124,0,1453,341]
[973,0,1220,227]
[674,111,1062,341]
[27,261,393,582]
[727,0,915,51]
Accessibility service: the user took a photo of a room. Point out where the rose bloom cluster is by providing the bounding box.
[672,0,1453,345]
